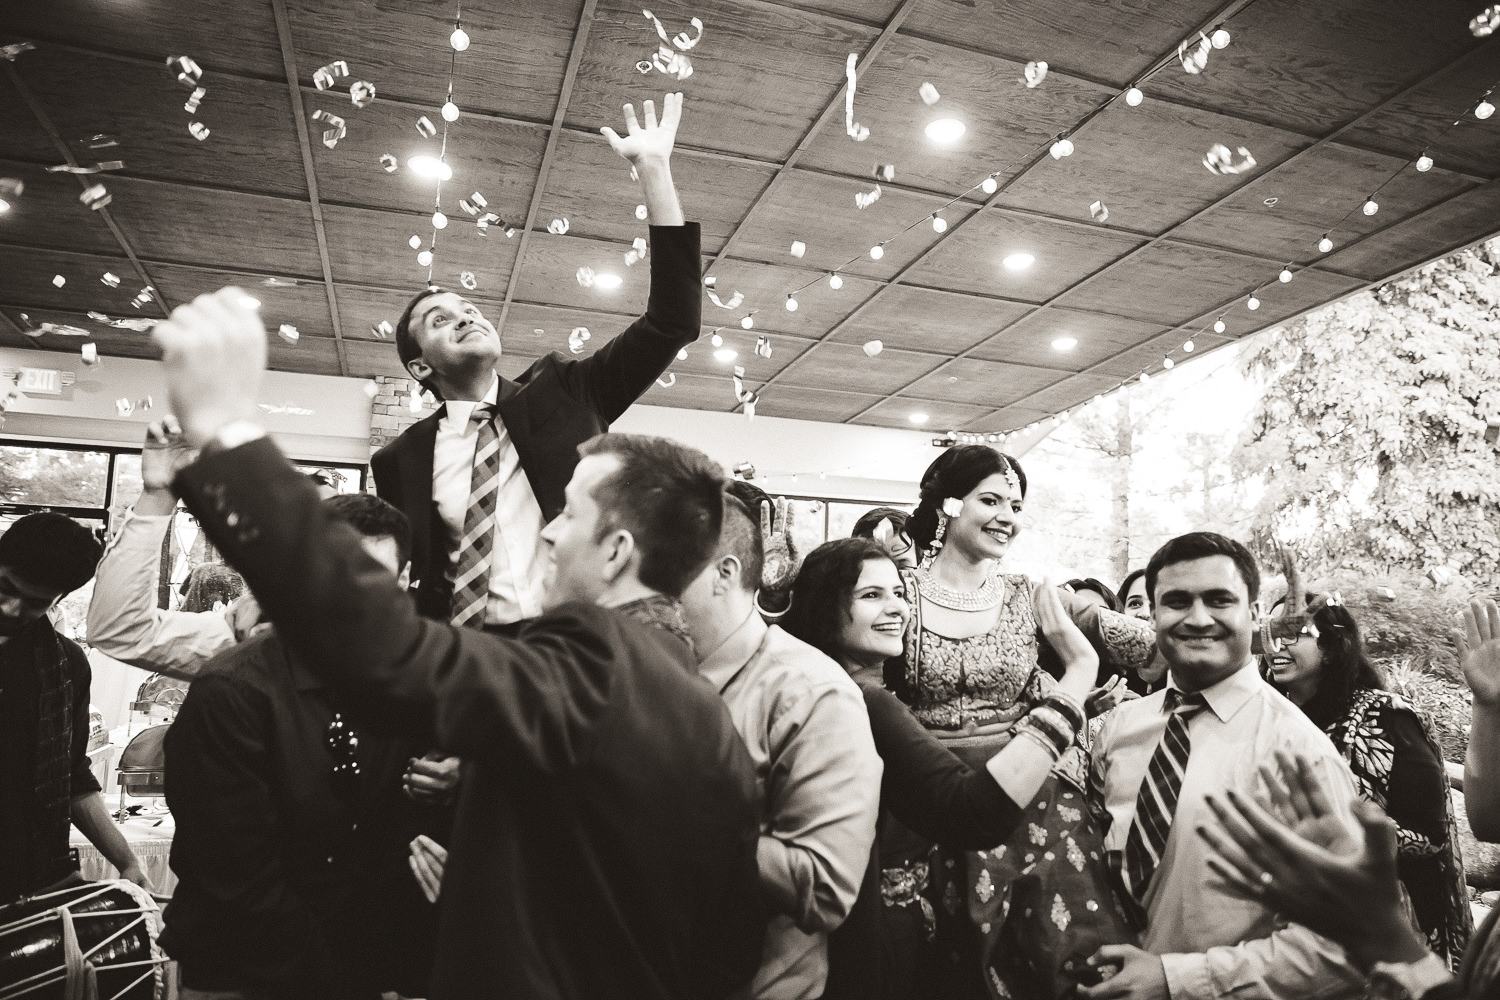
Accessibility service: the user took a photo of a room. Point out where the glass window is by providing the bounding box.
[828,500,911,540]
[293,463,366,494]
[111,453,143,525]
[783,498,827,556]
[0,444,110,507]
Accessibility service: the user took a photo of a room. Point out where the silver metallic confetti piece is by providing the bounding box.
[312,109,346,148]
[116,397,135,417]
[625,236,648,266]
[349,80,376,108]
[790,240,806,258]
[1202,143,1256,174]
[460,271,478,291]
[85,311,155,331]
[408,235,422,250]
[379,153,398,172]
[656,372,676,388]
[548,218,569,235]
[635,204,648,221]
[862,339,883,357]
[1178,32,1211,74]
[189,121,211,141]
[0,178,23,200]
[706,288,744,310]
[731,367,758,420]
[568,327,591,354]
[52,274,66,287]
[576,267,596,287]
[278,323,300,343]
[855,183,882,209]
[643,9,704,51]
[167,55,203,87]
[313,59,349,90]
[1473,5,1500,35]
[754,336,772,359]
[45,161,124,174]
[416,116,436,138]
[873,164,895,182]
[845,53,869,141]
[101,272,120,287]
[1023,61,1048,88]
[1089,200,1109,223]
[139,395,153,412]
[82,134,118,149]
[185,86,206,113]
[373,320,393,339]
[81,343,100,366]
[33,322,90,337]
[919,81,940,105]
[1,41,36,61]
[459,198,479,216]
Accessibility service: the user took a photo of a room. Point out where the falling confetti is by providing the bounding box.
[1178,32,1211,73]
[460,271,477,290]
[1202,143,1256,174]
[855,183,882,209]
[313,59,349,91]
[278,323,300,343]
[576,266,596,287]
[1,41,36,61]
[637,44,693,80]
[1473,5,1500,35]
[548,218,570,235]
[312,109,346,148]
[188,122,211,141]
[416,116,436,138]
[80,134,118,149]
[101,272,120,287]
[863,340,883,357]
[81,343,100,366]
[459,191,487,216]
[643,8,704,50]
[45,161,124,174]
[26,322,91,338]
[656,372,676,388]
[167,55,203,87]
[706,288,744,310]
[0,178,24,201]
[350,80,376,108]
[790,240,806,258]
[873,164,895,182]
[379,153,398,172]
[732,366,758,419]
[372,320,393,339]
[635,204,648,220]
[624,236,648,266]
[130,287,155,309]
[1049,138,1074,159]
[845,53,869,141]
[80,184,111,210]
[115,397,135,417]
[1023,61,1048,88]
[919,81,940,105]
[52,274,66,288]
[1089,200,1109,223]
[754,336,772,359]
[568,327,591,354]
[259,402,316,416]
[184,87,206,113]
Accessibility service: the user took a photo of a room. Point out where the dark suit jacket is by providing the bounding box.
[176,437,765,1000]
[372,223,702,619]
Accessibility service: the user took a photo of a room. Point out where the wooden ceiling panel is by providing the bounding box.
[510,232,660,311]
[147,262,334,335]
[994,103,1311,236]
[638,371,740,412]
[332,284,430,344]
[775,0,900,24]
[1,307,160,361]
[1145,0,1485,138]
[1223,267,1364,330]
[970,308,1168,369]
[14,51,308,198]
[1019,373,1134,414]
[900,0,1223,87]
[103,178,324,276]
[0,246,153,316]
[696,257,877,338]
[673,328,807,382]
[902,358,1063,408]
[495,301,700,367]
[538,131,773,254]
[827,285,1029,355]
[1169,144,1476,266]
[0,163,135,256]
[0,75,63,162]
[795,34,1116,197]
[564,0,879,162]
[342,337,410,380]
[311,103,546,216]
[904,210,1146,300]
[852,395,988,430]
[4,2,287,78]
[1081,331,1201,381]
[321,204,519,290]
[284,0,583,122]
[774,342,942,395]
[1320,180,1500,281]
[264,333,343,377]
[1051,243,1267,325]
[753,382,885,422]
[962,406,1054,433]
[1339,53,1500,179]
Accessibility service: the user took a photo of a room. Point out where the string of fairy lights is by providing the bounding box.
[696,15,1499,448]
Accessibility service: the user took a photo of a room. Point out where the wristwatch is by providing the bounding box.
[1368,952,1453,1000]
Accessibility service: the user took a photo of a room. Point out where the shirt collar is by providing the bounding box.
[697,608,768,693]
[1167,657,1261,723]
[440,374,501,430]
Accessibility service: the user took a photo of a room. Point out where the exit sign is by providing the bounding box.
[17,367,63,395]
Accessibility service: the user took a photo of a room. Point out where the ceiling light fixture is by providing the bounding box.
[714,348,738,363]
[407,155,452,181]
[1124,87,1144,106]
[828,273,843,289]
[909,412,929,425]
[1051,336,1077,351]
[925,118,966,144]
[450,26,470,51]
[593,273,622,290]
[1002,252,1034,271]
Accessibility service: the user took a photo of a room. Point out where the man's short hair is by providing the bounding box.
[718,492,764,594]
[394,285,444,399]
[1144,531,1260,606]
[578,434,725,598]
[324,493,412,568]
[0,512,102,595]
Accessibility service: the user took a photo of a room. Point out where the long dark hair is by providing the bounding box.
[907,445,1028,552]
[781,537,895,666]
[1274,597,1385,730]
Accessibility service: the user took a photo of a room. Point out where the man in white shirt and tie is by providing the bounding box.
[1082,532,1365,1000]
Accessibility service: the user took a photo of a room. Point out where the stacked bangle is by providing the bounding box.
[1012,722,1063,762]
[1041,693,1085,735]
[1025,706,1076,754]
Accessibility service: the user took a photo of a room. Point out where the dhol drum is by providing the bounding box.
[0,879,165,1000]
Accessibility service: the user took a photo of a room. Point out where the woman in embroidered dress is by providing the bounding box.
[1265,592,1471,970]
[781,537,1101,1000]
[888,445,1155,999]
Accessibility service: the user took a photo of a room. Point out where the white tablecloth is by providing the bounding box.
[70,814,176,896]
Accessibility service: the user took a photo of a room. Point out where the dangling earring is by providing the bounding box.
[920,514,947,570]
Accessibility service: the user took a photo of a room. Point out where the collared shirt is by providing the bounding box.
[1090,660,1365,999]
[699,610,882,1000]
[85,508,236,677]
[432,375,547,626]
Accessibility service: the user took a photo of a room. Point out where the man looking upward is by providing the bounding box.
[375,93,700,628]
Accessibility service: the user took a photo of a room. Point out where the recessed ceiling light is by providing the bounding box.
[714,348,738,363]
[0,198,10,213]
[407,155,452,181]
[1051,336,1077,351]
[908,412,929,425]
[1002,252,1035,271]
[593,273,623,290]
[924,118,966,144]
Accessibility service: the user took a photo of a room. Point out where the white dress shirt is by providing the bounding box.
[431,376,547,626]
[699,611,882,1000]
[1090,659,1366,999]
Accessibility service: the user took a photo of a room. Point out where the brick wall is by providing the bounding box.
[367,375,437,485]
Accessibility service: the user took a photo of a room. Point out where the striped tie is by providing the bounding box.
[449,403,499,628]
[1122,688,1207,904]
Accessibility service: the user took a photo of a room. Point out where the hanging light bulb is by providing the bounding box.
[450,26,470,51]
[1124,87,1143,106]
[1476,100,1496,120]
[417,249,433,266]
[1362,198,1379,216]
[1415,153,1433,172]
[931,214,947,233]
[441,101,460,122]
[980,176,998,194]
[1318,235,1334,253]
[1247,295,1261,310]
[432,210,448,229]
[1163,357,1175,369]
[828,273,843,289]
[711,332,723,347]
[785,295,798,312]
[740,315,754,329]
[1139,371,1150,383]
[1183,339,1195,353]
[1279,267,1294,283]
[1213,317,1226,334]
[870,244,884,260]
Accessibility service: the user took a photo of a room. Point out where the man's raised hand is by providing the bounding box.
[601,93,682,168]
[150,288,267,447]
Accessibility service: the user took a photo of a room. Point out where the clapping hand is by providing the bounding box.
[1454,598,1500,707]
[1032,578,1099,707]
[151,288,266,447]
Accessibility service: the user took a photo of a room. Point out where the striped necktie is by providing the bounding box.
[1122,688,1208,904]
[449,402,499,628]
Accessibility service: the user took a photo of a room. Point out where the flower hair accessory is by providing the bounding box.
[941,497,964,519]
